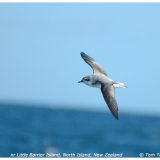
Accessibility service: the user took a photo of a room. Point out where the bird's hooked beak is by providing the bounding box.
[78,79,83,83]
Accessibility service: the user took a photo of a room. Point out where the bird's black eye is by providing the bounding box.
[84,78,89,81]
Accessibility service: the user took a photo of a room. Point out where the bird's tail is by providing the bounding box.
[113,82,127,88]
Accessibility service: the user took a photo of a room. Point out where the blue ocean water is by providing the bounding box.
[0,103,160,157]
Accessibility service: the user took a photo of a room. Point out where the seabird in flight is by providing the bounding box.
[78,52,127,120]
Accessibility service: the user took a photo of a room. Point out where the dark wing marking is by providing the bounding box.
[101,84,119,120]
[80,52,108,76]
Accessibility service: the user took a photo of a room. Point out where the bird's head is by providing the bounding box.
[78,76,92,86]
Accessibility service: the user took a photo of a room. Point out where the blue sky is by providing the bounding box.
[0,3,160,115]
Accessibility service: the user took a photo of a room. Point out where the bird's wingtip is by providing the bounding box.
[80,52,86,57]
[114,114,119,120]
[80,52,94,61]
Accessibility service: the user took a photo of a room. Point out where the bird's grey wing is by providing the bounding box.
[101,84,119,120]
[80,52,108,76]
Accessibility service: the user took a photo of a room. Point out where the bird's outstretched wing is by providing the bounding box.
[80,52,108,76]
[101,84,119,120]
